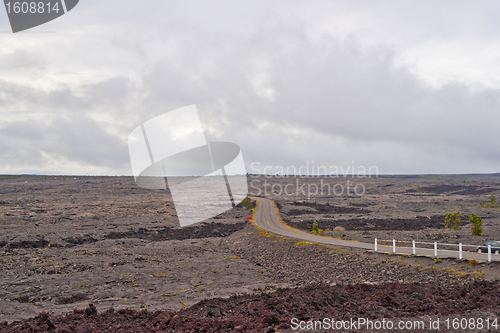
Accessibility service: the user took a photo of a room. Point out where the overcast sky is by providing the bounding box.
[1,0,500,175]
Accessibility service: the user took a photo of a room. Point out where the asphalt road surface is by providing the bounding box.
[251,196,500,262]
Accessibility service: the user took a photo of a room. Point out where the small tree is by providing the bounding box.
[415,185,424,193]
[490,195,496,206]
[470,213,483,236]
[312,220,319,235]
[241,196,254,209]
[445,211,462,230]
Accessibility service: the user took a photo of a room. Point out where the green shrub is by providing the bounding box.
[490,195,496,205]
[469,259,479,266]
[434,258,442,263]
[415,185,425,193]
[312,220,319,235]
[241,196,254,209]
[470,213,482,236]
[445,211,462,230]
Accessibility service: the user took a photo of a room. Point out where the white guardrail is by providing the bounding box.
[374,238,498,262]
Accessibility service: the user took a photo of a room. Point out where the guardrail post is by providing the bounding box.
[374,238,377,252]
[488,245,492,262]
[412,240,415,255]
[393,239,396,253]
[434,242,437,257]
[459,243,462,260]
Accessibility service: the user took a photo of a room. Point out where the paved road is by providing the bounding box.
[251,196,499,262]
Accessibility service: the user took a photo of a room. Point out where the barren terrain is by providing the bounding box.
[1,174,500,332]
[268,175,500,249]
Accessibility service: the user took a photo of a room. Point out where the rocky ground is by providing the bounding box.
[0,175,250,248]
[0,176,260,323]
[3,280,500,332]
[1,174,500,332]
[269,174,500,250]
[2,230,500,332]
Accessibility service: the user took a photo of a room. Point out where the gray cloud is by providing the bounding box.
[0,1,499,175]
[135,19,500,174]
[0,79,133,173]
[0,115,128,169]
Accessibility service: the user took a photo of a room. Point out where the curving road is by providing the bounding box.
[251,196,499,262]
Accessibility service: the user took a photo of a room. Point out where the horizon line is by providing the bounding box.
[1,172,500,177]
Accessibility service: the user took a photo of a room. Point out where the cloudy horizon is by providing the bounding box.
[1,1,500,176]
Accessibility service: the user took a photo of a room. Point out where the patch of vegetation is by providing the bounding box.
[444,211,462,231]
[469,259,479,266]
[478,194,500,209]
[433,258,442,263]
[441,267,468,278]
[415,185,425,193]
[312,220,319,234]
[470,213,482,236]
[257,229,275,238]
[311,220,324,236]
[473,270,485,279]
[294,241,313,246]
[241,196,255,210]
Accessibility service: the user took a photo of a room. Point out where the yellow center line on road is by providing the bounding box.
[264,203,283,233]
[254,198,371,248]
[261,200,318,239]
[252,197,335,241]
